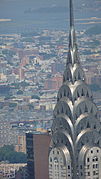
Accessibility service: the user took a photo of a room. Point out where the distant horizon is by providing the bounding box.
[0,0,101,34]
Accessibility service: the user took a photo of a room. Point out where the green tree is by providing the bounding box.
[17,90,23,95]
[0,145,27,163]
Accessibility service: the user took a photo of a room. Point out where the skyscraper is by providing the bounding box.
[48,0,101,179]
[26,132,51,179]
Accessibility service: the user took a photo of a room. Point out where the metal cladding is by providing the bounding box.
[49,0,101,179]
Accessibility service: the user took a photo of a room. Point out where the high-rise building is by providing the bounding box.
[48,0,101,179]
[26,132,51,179]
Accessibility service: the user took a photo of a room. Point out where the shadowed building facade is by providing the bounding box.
[26,132,51,179]
[48,0,101,178]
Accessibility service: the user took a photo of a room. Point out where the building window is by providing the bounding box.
[93,171,96,175]
[96,164,98,168]
[96,157,98,161]
[93,164,95,168]
[94,125,96,129]
[87,158,90,162]
[92,157,98,162]
[64,89,66,96]
[80,165,82,169]
[81,172,83,176]
[88,172,90,176]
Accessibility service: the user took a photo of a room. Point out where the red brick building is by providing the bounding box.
[45,74,63,90]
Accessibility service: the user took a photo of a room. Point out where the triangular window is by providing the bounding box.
[81,88,84,96]
[67,72,69,80]
[78,71,81,80]
[60,93,62,98]
[90,106,93,113]
[85,105,88,112]
[57,109,59,114]
[57,97,59,102]
[79,108,82,115]
[75,113,78,119]
[87,122,90,128]
[86,91,89,97]
[77,91,80,98]
[97,141,99,145]
[61,107,64,113]
[64,89,66,96]
[74,76,76,81]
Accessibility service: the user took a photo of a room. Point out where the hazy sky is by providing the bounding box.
[0,0,100,33]
[0,0,100,18]
[0,0,67,18]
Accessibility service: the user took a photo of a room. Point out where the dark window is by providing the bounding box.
[64,89,66,96]
[78,72,81,80]
[80,165,82,169]
[81,172,83,176]
[96,157,98,161]
[87,122,90,128]
[93,164,95,168]
[96,164,98,168]
[87,158,90,162]
[61,107,64,113]
[77,91,80,97]
[86,91,89,97]
[88,172,90,176]
[94,125,96,129]
[93,171,96,175]
[81,89,84,96]
[85,105,88,112]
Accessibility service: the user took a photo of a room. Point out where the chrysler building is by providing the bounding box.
[49,0,101,178]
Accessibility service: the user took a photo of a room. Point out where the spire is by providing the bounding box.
[70,0,74,28]
[67,0,79,65]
